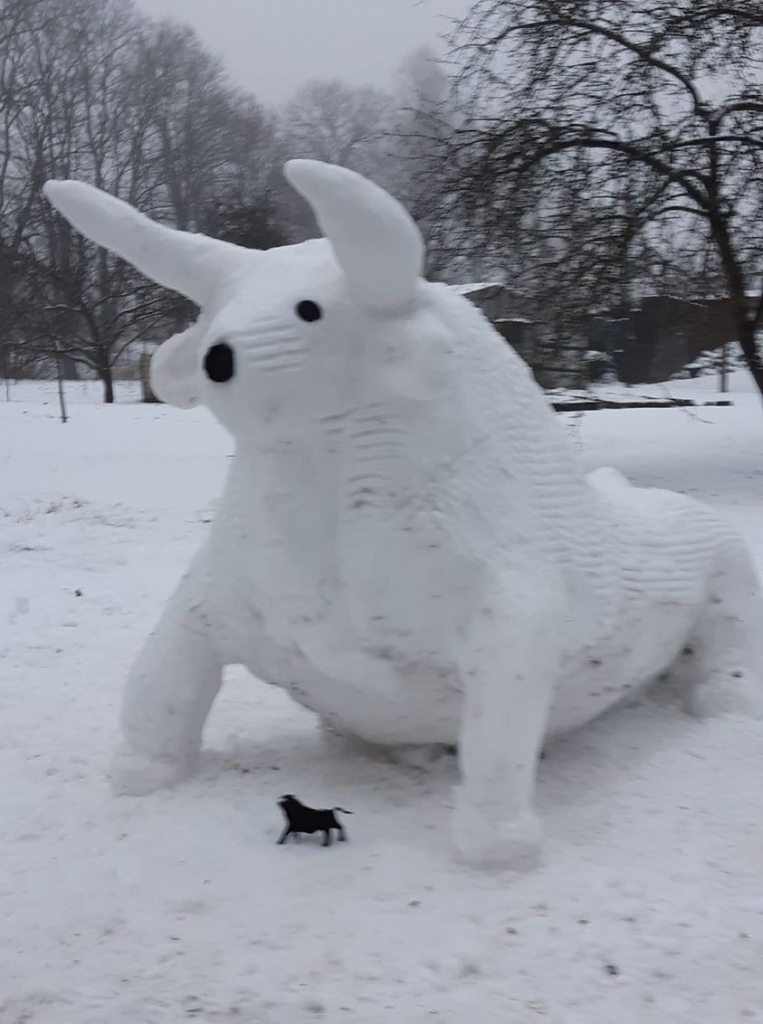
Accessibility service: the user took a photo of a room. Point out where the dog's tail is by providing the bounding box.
[334,807,353,815]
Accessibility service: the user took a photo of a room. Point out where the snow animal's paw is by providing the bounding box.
[685,670,763,720]
[110,744,195,796]
[451,796,542,872]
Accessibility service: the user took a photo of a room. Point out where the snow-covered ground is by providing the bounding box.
[1,374,762,1023]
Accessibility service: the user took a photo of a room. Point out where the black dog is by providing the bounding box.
[277,794,352,847]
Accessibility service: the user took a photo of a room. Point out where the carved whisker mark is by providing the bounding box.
[243,349,307,372]
[245,360,306,374]
[352,426,407,441]
[353,442,405,456]
[347,472,389,487]
[319,412,350,426]
[244,344,306,362]
[352,429,403,441]
[352,439,406,458]
[228,322,299,341]
[247,331,302,348]
[347,489,389,511]
[247,352,306,369]
[257,363,303,374]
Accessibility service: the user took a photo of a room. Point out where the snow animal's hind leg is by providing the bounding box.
[452,577,564,871]
[111,565,223,795]
[682,543,763,719]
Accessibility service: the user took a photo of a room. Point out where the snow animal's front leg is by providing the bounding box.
[453,580,565,871]
[111,558,223,795]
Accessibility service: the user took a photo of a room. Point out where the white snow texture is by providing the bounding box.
[44,160,763,872]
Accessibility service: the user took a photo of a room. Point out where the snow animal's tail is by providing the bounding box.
[333,807,353,815]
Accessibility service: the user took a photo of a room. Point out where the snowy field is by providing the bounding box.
[1,374,762,1023]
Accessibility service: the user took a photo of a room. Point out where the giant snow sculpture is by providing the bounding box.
[44,161,763,869]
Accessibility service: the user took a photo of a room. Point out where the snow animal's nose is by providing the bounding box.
[204,342,235,383]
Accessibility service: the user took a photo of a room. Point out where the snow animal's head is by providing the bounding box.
[43,161,453,438]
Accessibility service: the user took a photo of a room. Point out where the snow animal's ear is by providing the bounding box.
[150,323,206,409]
[283,159,425,311]
[43,180,241,305]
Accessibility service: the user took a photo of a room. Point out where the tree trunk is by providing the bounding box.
[738,321,763,400]
[102,363,115,404]
[707,209,763,402]
[53,339,68,423]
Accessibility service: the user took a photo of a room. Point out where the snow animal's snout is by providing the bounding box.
[208,308,319,383]
[196,292,457,425]
[203,326,306,385]
[195,299,350,433]
[203,301,326,387]
[204,342,235,383]
[149,303,325,414]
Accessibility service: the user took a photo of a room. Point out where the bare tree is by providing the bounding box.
[384,48,468,280]
[448,0,763,396]
[276,79,394,241]
[280,78,394,170]
[131,19,285,324]
[9,0,167,400]
[0,0,53,55]
[2,0,286,400]
[0,0,58,378]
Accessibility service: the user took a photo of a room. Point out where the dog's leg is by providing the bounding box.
[337,825,347,842]
[110,557,224,795]
[322,830,332,847]
[277,825,292,845]
[452,575,564,871]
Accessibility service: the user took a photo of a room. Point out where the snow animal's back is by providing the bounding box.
[429,282,616,575]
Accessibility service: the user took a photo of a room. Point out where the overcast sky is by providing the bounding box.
[133,0,471,105]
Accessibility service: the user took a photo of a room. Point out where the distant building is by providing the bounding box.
[455,282,587,389]
[589,294,751,384]
[459,283,751,388]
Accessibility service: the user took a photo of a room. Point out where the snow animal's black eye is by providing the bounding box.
[204,342,235,383]
[296,300,322,323]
